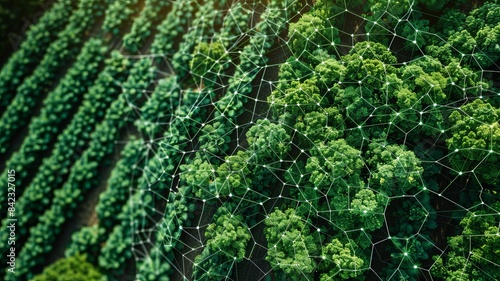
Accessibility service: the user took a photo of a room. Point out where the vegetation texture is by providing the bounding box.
[0,0,499,280]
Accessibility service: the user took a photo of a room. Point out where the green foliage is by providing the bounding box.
[217,2,250,48]
[429,3,500,68]
[65,225,103,265]
[246,119,290,161]
[0,0,108,157]
[172,1,225,78]
[293,108,344,147]
[269,77,323,123]
[102,0,138,35]
[2,1,499,281]
[288,14,327,60]
[306,139,363,190]
[204,212,251,261]
[161,186,196,254]
[346,41,398,65]
[183,158,216,199]
[364,0,412,45]
[0,0,76,112]
[265,208,316,280]
[150,0,196,58]
[31,254,104,281]
[14,58,155,281]
[98,191,138,274]
[319,239,365,280]
[192,251,234,281]
[367,142,423,196]
[0,52,131,265]
[447,99,500,185]
[0,38,106,215]
[351,188,385,231]
[123,0,171,52]
[431,203,500,280]
[217,0,301,122]
[215,151,252,197]
[135,76,181,138]
[96,138,145,232]
[190,42,229,87]
[135,247,171,281]
[314,58,345,91]
[386,236,431,280]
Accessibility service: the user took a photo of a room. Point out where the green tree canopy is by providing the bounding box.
[447,99,500,185]
[431,202,500,280]
[246,119,290,161]
[265,208,317,280]
[204,212,251,261]
[319,238,365,281]
[288,13,338,61]
[215,151,252,197]
[190,41,228,86]
[367,142,424,196]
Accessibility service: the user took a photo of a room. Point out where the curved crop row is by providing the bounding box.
[166,3,302,278]
[200,0,301,155]
[135,76,181,138]
[216,1,251,49]
[0,0,109,156]
[0,39,107,217]
[135,185,195,281]
[102,0,140,35]
[171,0,226,78]
[98,53,219,280]
[0,52,132,277]
[97,78,209,278]
[98,86,210,278]
[0,0,77,112]
[131,4,262,274]
[13,58,156,280]
[95,138,146,233]
[131,3,301,278]
[122,0,172,53]
[150,0,196,59]
[65,137,145,265]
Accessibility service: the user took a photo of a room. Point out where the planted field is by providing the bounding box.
[1,0,499,280]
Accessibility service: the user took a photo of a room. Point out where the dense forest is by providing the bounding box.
[0,0,499,280]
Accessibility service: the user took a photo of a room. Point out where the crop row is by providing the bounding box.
[65,138,145,265]
[130,2,298,278]
[150,0,196,58]
[123,0,172,52]
[0,0,109,156]
[0,0,77,112]
[58,3,208,276]
[179,2,301,277]
[102,0,140,35]
[12,58,156,280]
[171,0,226,78]
[0,39,106,218]
[64,76,181,269]
[96,41,213,274]
[98,86,210,279]
[97,16,224,272]
[130,1,265,273]
[0,51,132,280]
[135,76,182,138]
[200,0,300,155]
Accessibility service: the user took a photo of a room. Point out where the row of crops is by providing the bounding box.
[3,0,500,280]
[0,0,301,280]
